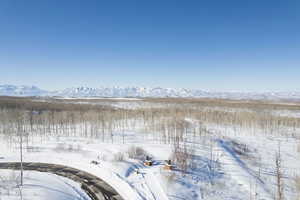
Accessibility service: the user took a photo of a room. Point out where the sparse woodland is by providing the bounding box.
[1,97,299,141]
[0,96,300,157]
[0,96,300,199]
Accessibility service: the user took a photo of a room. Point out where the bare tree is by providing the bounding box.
[295,176,300,200]
[275,143,284,200]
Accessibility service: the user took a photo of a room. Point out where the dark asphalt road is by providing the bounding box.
[0,162,124,200]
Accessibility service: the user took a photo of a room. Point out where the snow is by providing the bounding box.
[271,110,300,118]
[0,130,262,200]
[0,170,91,200]
[0,85,46,96]
[55,97,143,101]
[1,84,300,100]
[0,135,168,200]
[0,98,299,199]
[205,124,300,200]
[217,139,273,200]
[1,124,299,199]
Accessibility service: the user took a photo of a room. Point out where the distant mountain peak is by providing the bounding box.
[0,84,299,100]
[0,84,47,96]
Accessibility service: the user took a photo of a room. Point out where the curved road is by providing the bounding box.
[0,162,124,200]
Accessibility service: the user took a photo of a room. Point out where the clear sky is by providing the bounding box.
[0,0,299,91]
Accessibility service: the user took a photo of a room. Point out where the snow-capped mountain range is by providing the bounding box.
[0,85,47,97]
[1,84,300,100]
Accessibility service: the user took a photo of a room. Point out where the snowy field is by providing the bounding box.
[0,97,299,200]
[0,170,90,200]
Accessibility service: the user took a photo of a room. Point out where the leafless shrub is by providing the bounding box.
[0,171,21,197]
[98,154,107,161]
[230,140,252,157]
[113,152,125,162]
[54,143,82,153]
[54,143,66,152]
[127,146,147,160]
[170,142,193,174]
[68,144,74,152]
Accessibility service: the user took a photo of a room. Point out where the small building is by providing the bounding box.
[163,160,173,170]
[144,156,153,166]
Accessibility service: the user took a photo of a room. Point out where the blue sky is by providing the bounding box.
[0,0,299,91]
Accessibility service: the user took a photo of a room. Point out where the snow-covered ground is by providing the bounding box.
[0,100,299,200]
[2,127,298,200]
[271,110,300,118]
[206,124,300,200]
[0,132,251,200]
[0,170,91,200]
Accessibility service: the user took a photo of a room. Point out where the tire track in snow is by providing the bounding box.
[217,139,273,200]
[126,163,169,200]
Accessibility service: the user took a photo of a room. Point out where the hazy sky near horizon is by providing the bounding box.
[0,0,299,91]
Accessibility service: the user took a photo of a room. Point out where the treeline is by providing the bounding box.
[0,97,299,147]
[0,96,113,111]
